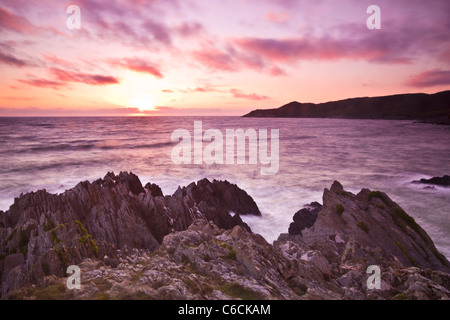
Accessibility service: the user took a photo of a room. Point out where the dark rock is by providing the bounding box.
[283,182,450,273]
[243,90,450,121]
[413,175,450,187]
[288,202,322,235]
[0,172,260,298]
[144,183,163,197]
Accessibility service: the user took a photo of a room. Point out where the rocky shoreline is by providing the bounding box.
[413,175,450,187]
[1,172,449,300]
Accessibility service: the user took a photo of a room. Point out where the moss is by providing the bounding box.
[336,204,345,216]
[18,227,29,255]
[376,203,384,209]
[5,227,17,244]
[393,293,408,300]
[25,283,74,300]
[50,229,61,246]
[218,283,263,300]
[43,220,55,232]
[92,291,110,300]
[41,263,50,276]
[357,221,369,234]
[396,241,418,267]
[75,220,98,256]
[54,246,69,269]
[286,278,308,296]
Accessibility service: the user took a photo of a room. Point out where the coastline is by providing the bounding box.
[1,172,449,300]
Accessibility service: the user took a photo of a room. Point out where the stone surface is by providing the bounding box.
[413,175,450,187]
[288,202,322,235]
[0,172,260,298]
[1,178,449,300]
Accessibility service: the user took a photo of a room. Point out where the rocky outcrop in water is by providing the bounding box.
[288,202,322,235]
[1,177,449,300]
[413,175,450,187]
[282,181,450,273]
[0,172,259,297]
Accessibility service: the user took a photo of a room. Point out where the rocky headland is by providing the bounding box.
[1,173,449,300]
[243,90,450,122]
[413,175,450,187]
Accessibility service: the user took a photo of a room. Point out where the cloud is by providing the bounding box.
[141,20,173,45]
[0,51,29,67]
[43,54,73,67]
[405,69,450,88]
[193,45,237,71]
[175,22,204,37]
[18,78,66,89]
[0,6,36,34]
[230,89,270,101]
[192,42,282,75]
[265,12,290,23]
[111,58,163,78]
[50,68,119,85]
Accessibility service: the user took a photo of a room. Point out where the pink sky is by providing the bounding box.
[1,0,449,116]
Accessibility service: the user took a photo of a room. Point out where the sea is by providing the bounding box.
[0,117,449,258]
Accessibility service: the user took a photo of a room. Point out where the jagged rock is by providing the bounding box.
[2,179,450,300]
[292,181,450,273]
[0,172,260,298]
[8,218,450,301]
[144,183,163,197]
[288,202,322,235]
[413,175,450,187]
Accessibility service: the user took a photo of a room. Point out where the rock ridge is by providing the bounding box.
[1,177,449,300]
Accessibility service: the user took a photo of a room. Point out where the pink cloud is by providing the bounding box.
[18,78,66,89]
[50,68,119,86]
[0,50,28,67]
[193,45,237,71]
[192,43,282,75]
[405,69,450,88]
[111,58,163,78]
[43,54,73,67]
[230,89,270,101]
[265,12,290,23]
[0,6,36,34]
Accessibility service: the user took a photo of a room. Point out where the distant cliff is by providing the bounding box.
[243,90,450,122]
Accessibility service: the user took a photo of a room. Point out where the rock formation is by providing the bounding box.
[243,90,450,122]
[1,176,449,300]
[413,175,450,187]
[0,172,259,297]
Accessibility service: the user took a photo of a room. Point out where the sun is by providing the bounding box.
[130,94,156,112]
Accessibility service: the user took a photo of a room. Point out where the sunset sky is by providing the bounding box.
[1,0,449,116]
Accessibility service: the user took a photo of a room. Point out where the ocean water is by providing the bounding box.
[0,117,449,258]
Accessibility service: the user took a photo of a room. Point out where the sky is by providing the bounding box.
[0,0,449,116]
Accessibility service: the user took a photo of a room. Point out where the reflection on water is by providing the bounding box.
[0,117,449,258]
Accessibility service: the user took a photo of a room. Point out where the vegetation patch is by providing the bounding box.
[335,204,345,216]
[393,293,408,300]
[286,278,308,296]
[218,283,263,300]
[50,229,61,246]
[5,227,17,244]
[17,227,29,255]
[357,222,369,234]
[54,246,69,269]
[24,283,74,300]
[75,220,98,256]
[43,220,55,232]
[396,241,418,267]
[41,263,50,276]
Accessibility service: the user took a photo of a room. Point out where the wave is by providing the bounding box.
[3,140,176,154]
